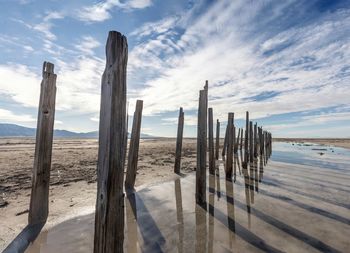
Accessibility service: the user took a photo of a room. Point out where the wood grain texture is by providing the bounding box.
[125,100,143,189]
[94,31,128,253]
[249,121,253,163]
[225,113,234,178]
[208,108,215,174]
[244,111,249,167]
[196,90,206,205]
[174,107,184,174]
[29,62,57,225]
[215,119,220,160]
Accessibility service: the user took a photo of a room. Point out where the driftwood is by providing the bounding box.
[125,100,143,189]
[222,125,228,157]
[94,31,128,253]
[249,121,253,162]
[254,123,257,158]
[208,108,215,174]
[174,107,184,174]
[29,62,57,225]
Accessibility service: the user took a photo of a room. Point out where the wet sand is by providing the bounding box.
[1,139,350,252]
[0,138,197,250]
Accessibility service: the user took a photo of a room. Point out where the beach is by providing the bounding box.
[0,138,349,251]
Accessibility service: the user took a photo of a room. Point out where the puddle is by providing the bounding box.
[26,143,350,252]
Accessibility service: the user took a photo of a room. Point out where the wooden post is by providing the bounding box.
[244,111,249,166]
[222,125,228,157]
[94,31,128,253]
[215,119,220,160]
[249,121,253,162]
[196,89,206,205]
[225,113,234,178]
[174,107,184,174]
[28,62,57,225]
[240,128,243,150]
[234,127,240,154]
[254,123,257,158]
[125,100,143,189]
[208,108,215,174]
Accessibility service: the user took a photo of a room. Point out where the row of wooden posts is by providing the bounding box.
[6,31,272,253]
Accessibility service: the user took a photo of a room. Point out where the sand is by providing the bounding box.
[0,138,197,251]
[1,138,350,252]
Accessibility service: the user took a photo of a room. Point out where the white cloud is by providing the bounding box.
[128,0,350,126]
[0,64,41,107]
[0,108,35,123]
[33,12,64,41]
[75,36,101,55]
[77,0,153,23]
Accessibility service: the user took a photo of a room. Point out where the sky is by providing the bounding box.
[0,0,350,138]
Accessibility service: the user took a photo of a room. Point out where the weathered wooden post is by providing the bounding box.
[174,107,184,174]
[125,100,143,189]
[225,113,234,178]
[196,89,207,205]
[254,123,257,158]
[244,111,249,166]
[249,121,253,162]
[29,62,57,225]
[208,108,215,174]
[240,128,243,150]
[215,119,220,160]
[234,127,240,154]
[94,31,128,253]
[222,125,228,157]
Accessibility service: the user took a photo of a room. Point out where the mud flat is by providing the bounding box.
[1,140,350,252]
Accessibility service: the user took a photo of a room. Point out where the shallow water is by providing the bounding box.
[26,142,350,252]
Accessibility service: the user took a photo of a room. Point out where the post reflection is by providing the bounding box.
[174,179,184,253]
[208,174,215,253]
[242,163,251,227]
[216,167,221,199]
[195,204,207,253]
[125,193,139,253]
[225,177,235,247]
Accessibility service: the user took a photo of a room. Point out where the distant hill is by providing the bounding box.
[0,123,155,139]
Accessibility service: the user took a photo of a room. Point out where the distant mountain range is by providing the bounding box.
[0,123,155,139]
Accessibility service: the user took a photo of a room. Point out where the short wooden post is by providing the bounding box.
[225,113,234,178]
[28,62,57,225]
[125,100,143,189]
[249,121,253,162]
[208,108,215,174]
[215,119,220,160]
[196,89,207,205]
[244,111,249,166]
[94,31,128,253]
[174,107,184,174]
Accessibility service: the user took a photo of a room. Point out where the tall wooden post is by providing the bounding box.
[234,128,240,154]
[174,107,184,174]
[29,62,57,225]
[208,108,215,174]
[253,123,257,158]
[215,119,220,160]
[196,90,207,205]
[249,121,253,162]
[94,31,128,253]
[244,111,249,166]
[240,128,243,150]
[222,125,228,157]
[125,100,143,189]
[225,113,234,178]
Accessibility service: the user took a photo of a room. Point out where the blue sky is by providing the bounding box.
[0,0,350,137]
